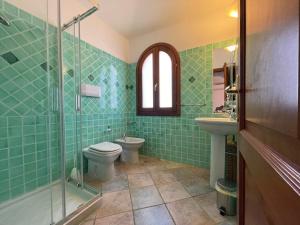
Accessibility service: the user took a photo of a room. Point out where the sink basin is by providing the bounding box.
[195,117,237,135]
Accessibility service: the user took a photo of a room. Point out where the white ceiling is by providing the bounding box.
[95,0,237,38]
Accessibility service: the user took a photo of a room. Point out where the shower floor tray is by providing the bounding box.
[0,181,95,225]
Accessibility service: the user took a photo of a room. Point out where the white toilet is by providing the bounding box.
[115,137,145,163]
[83,142,122,181]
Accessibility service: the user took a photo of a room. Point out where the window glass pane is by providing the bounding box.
[142,54,154,108]
[159,51,173,108]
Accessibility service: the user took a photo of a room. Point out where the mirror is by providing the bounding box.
[212,47,237,113]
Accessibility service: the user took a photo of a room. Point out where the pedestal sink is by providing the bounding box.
[195,116,237,188]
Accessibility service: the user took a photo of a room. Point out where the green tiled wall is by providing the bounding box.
[127,39,236,168]
[0,1,60,203]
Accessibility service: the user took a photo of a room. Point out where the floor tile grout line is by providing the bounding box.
[150,168,195,202]
[127,172,155,190]
[128,160,173,224]
[129,186,164,211]
[92,170,132,223]
[126,172,136,225]
[149,169,177,225]
[161,166,214,199]
[131,203,166,212]
[164,203,177,225]
[94,210,133,224]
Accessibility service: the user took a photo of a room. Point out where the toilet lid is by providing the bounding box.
[89,142,121,152]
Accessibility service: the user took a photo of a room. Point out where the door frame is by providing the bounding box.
[238,0,246,224]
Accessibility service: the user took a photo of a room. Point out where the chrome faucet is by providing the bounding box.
[122,133,127,140]
[225,107,237,120]
[224,93,237,120]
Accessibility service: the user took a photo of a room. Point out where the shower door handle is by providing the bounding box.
[75,94,81,111]
[55,87,59,112]
[52,87,59,112]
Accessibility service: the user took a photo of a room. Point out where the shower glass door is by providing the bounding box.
[62,23,82,187]
[61,18,95,217]
[0,1,61,225]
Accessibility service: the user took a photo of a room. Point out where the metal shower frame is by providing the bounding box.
[62,6,98,31]
[57,0,99,218]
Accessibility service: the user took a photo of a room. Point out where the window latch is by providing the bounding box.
[154,83,158,92]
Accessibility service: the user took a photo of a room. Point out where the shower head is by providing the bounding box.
[0,15,10,26]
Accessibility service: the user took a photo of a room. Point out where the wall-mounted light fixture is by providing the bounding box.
[225,45,238,52]
[229,9,239,18]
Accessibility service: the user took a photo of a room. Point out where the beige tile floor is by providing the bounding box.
[80,155,236,225]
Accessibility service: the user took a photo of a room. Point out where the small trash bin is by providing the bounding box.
[216,178,237,216]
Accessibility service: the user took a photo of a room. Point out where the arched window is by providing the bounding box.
[136,43,181,116]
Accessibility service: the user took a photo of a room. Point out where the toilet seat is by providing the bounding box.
[87,148,122,156]
[90,142,121,153]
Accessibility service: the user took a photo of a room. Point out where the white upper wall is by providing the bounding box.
[6,0,130,62]
[129,11,238,63]
[6,0,238,64]
[98,0,236,38]
[213,48,234,68]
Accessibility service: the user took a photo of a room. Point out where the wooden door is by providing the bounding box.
[239,0,300,225]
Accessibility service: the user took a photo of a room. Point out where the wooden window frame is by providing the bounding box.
[136,43,181,116]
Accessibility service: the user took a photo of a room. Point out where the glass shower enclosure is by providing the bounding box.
[60,4,101,213]
[0,1,99,225]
